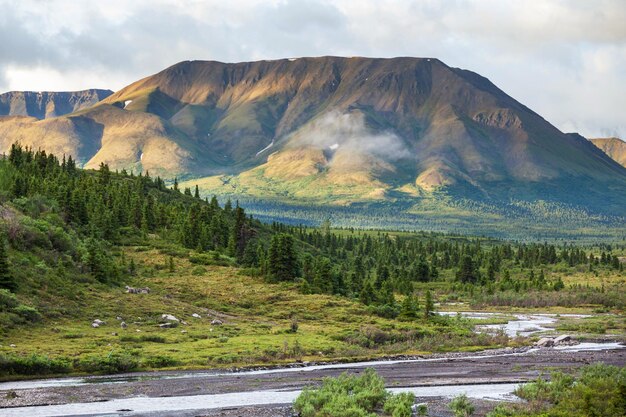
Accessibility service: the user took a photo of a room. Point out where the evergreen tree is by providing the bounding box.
[267,234,299,281]
[359,281,376,305]
[424,290,434,319]
[457,256,478,284]
[400,294,419,319]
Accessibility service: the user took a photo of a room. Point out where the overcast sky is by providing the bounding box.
[1,0,625,139]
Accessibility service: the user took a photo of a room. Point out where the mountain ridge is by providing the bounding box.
[0,57,625,219]
[0,89,113,119]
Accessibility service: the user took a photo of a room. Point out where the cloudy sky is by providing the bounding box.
[1,0,625,138]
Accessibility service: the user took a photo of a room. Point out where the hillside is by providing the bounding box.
[1,58,625,227]
[0,89,112,119]
[591,137,626,168]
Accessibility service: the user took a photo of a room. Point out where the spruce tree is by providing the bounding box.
[267,234,298,281]
[424,290,434,319]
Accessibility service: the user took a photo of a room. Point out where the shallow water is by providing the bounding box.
[0,383,523,417]
[0,341,622,391]
[438,311,592,338]
[0,310,616,392]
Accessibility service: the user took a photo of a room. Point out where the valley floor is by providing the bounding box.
[0,346,624,416]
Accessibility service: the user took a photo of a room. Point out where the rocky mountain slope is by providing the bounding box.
[0,89,113,119]
[0,57,625,215]
[591,137,626,168]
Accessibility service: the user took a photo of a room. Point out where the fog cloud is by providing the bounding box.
[291,111,412,161]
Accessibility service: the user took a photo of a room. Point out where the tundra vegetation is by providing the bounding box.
[0,145,624,379]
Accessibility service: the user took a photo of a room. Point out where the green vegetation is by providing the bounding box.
[293,368,415,417]
[0,145,624,379]
[488,364,626,417]
[449,394,475,417]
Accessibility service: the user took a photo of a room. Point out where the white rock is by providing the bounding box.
[554,335,572,345]
[211,319,223,326]
[161,314,179,322]
[91,323,100,328]
[192,313,201,319]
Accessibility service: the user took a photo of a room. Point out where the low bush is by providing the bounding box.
[488,364,626,417]
[120,334,167,343]
[293,368,415,417]
[13,304,42,322]
[449,394,475,417]
[0,353,72,376]
[78,352,139,374]
[143,355,179,368]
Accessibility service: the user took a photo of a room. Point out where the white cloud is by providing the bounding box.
[0,0,624,138]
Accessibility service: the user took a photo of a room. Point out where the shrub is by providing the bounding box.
[143,355,179,368]
[449,394,475,417]
[78,352,139,374]
[191,266,207,276]
[294,368,415,417]
[120,335,167,343]
[0,353,72,376]
[0,289,19,311]
[507,364,626,417]
[12,304,41,322]
[383,392,415,417]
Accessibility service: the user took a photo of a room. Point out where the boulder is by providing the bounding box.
[120,321,128,329]
[211,319,223,326]
[192,313,201,319]
[159,322,176,328]
[554,335,571,345]
[535,337,554,347]
[161,314,180,322]
[91,323,100,328]
[93,319,105,325]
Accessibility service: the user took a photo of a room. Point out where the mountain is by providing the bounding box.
[590,137,626,168]
[0,57,625,224]
[0,89,113,119]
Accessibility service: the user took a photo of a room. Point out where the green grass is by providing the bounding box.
[0,240,506,378]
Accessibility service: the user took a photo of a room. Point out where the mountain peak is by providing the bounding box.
[0,89,113,119]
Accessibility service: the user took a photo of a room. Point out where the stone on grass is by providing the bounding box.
[161,314,179,322]
[535,337,554,347]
